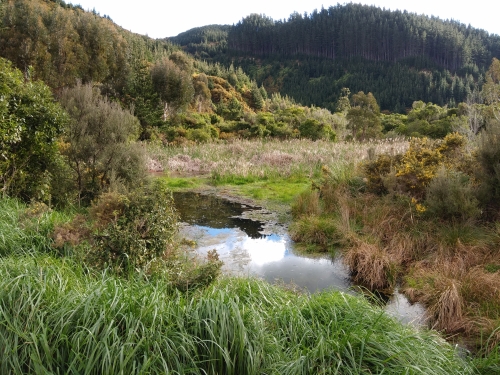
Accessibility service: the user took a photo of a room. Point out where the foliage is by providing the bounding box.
[86,182,178,275]
[346,91,382,141]
[0,57,67,202]
[395,101,461,138]
[58,82,146,205]
[151,56,194,118]
[424,167,480,222]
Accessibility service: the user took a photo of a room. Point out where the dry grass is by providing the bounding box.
[148,138,409,179]
[430,280,464,332]
[405,256,500,341]
[328,190,499,345]
[344,241,396,290]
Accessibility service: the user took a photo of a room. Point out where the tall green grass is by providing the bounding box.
[0,254,474,374]
[0,199,71,256]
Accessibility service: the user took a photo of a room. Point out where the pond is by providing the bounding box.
[174,191,426,326]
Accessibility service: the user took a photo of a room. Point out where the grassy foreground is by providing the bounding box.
[0,254,474,375]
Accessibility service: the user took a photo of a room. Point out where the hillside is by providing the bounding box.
[170,3,500,112]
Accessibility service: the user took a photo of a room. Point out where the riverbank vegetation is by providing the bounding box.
[0,197,474,374]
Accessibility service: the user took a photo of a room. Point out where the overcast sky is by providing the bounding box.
[72,1,500,38]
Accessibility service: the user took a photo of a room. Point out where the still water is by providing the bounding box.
[174,191,426,326]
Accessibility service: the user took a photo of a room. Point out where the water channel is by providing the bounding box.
[174,191,426,326]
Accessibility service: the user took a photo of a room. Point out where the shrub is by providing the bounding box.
[424,167,480,222]
[87,182,178,275]
[0,57,67,202]
[364,133,467,199]
[363,154,400,194]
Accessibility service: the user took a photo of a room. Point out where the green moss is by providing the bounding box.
[485,264,500,273]
[158,177,204,190]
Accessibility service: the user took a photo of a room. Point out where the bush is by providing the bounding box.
[58,82,146,206]
[363,133,467,199]
[0,57,67,202]
[87,182,178,275]
[424,167,480,222]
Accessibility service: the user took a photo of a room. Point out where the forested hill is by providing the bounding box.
[228,4,500,71]
[170,3,500,112]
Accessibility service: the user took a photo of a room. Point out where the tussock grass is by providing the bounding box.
[0,254,474,375]
[406,259,500,342]
[344,241,397,290]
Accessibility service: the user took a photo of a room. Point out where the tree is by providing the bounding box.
[335,87,351,113]
[482,57,500,123]
[58,82,145,205]
[346,91,382,140]
[0,57,67,201]
[151,57,194,120]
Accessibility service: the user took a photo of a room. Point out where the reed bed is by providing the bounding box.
[148,138,409,180]
[0,254,474,375]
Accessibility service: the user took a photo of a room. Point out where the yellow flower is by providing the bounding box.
[415,203,426,213]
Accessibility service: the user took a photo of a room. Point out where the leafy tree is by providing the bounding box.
[58,82,145,205]
[0,57,67,201]
[482,57,500,122]
[122,58,164,137]
[151,57,194,119]
[335,87,351,114]
[396,101,457,138]
[346,91,382,140]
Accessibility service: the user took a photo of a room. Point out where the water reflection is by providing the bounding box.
[173,192,264,238]
[180,223,352,293]
[174,192,426,326]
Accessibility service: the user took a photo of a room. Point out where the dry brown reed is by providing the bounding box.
[430,280,464,333]
[406,255,500,339]
[344,241,395,290]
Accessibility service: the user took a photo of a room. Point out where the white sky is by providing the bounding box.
[72,1,500,38]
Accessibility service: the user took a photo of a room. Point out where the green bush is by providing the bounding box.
[424,167,480,222]
[0,57,67,202]
[58,82,146,206]
[87,182,178,275]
